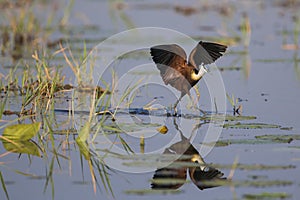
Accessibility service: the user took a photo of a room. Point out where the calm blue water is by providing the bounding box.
[1,1,300,199]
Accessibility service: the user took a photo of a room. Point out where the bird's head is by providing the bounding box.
[191,154,205,170]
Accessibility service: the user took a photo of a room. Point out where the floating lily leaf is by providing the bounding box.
[202,179,292,188]
[2,140,41,157]
[212,163,295,171]
[207,134,299,147]
[243,192,292,199]
[151,178,188,185]
[199,114,256,122]
[2,122,41,141]
[223,122,280,129]
[280,127,293,130]
[212,139,291,147]
[211,139,273,147]
[125,189,182,195]
[255,134,300,143]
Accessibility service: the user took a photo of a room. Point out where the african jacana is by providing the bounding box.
[150,41,227,115]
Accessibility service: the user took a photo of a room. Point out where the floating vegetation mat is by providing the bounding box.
[204,134,300,147]
[125,189,182,195]
[223,122,281,129]
[243,192,292,200]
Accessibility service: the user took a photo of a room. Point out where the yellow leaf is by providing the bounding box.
[75,122,91,160]
[2,140,41,157]
[157,125,168,134]
[76,138,90,160]
[2,122,41,141]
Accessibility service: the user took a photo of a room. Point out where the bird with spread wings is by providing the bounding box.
[150,41,227,115]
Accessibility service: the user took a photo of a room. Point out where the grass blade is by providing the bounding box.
[0,171,10,200]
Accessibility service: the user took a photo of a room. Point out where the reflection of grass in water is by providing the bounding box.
[226,93,242,115]
[279,12,300,79]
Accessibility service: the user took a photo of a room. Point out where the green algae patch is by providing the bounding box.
[223,122,280,129]
[243,192,292,199]
[125,189,182,195]
[255,134,300,143]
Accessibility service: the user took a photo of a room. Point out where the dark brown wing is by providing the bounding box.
[151,167,187,190]
[188,41,227,68]
[189,166,226,190]
[150,44,188,85]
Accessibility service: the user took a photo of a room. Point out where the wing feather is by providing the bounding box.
[189,41,227,68]
[150,44,187,85]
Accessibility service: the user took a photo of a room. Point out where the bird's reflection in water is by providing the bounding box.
[151,119,226,190]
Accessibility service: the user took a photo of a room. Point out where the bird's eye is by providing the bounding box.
[194,160,198,163]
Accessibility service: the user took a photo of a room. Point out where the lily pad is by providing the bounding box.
[2,122,41,141]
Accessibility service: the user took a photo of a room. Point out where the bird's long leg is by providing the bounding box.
[173,93,184,116]
[187,92,206,115]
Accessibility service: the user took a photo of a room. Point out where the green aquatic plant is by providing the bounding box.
[226,93,242,115]
[243,192,292,199]
[240,12,251,48]
[125,188,182,195]
[1,122,41,141]
[0,122,41,157]
[0,2,122,199]
[223,122,280,129]
[0,171,9,200]
[0,90,8,120]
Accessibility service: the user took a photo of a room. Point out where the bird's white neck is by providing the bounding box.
[191,65,208,81]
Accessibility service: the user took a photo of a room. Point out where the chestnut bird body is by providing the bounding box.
[150,41,227,114]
